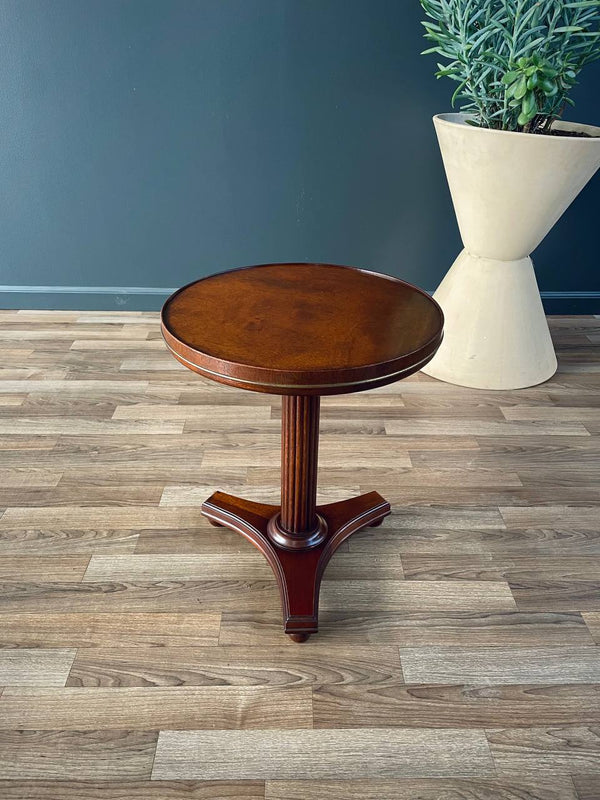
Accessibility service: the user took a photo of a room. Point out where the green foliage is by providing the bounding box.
[419,0,600,132]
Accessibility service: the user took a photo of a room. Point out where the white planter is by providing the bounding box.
[422,113,600,390]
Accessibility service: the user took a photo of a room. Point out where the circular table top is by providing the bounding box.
[161,263,443,395]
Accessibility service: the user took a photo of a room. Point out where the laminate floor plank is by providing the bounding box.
[0,529,139,554]
[133,527,274,555]
[401,555,500,581]
[178,389,281,406]
[486,725,600,775]
[75,313,159,323]
[4,397,118,419]
[313,405,506,421]
[120,357,187,371]
[200,441,413,469]
[58,468,219,485]
[500,507,600,530]
[0,368,68,380]
[402,556,600,583]
[152,728,495,780]
[250,466,523,489]
[0,469,62,488]
[502,407,600,422]
[484,531,600,557]
[81,369,192,382]
[70,338,167,349]
[347,527,499,555]
[0,612,221,647]
[0,507,215,530]
[349,507,506,533]
[0,485,163,508]
[0,419,185,435]
[516,466,600,488]
[385,420,590,436]
[0,780,265,799]
[187,418,379,435]
[0,580,281,613]
[82,553,404,582]
[0,380,153,394]
[0,578,515,613]
[264,777,579,800]
[318,580,516,611]
[0,329,154,340]
[66,645,402,687]
[0,649,76,686]
[0,436,58,451]
[18,389,181,408]
[1,310,79,320]
[113,404,272,421]
[512,583,600,612]
[349,526,600,557]
[0,687,312,729]
[219,611,593,646]
[399,647,600,685]
[358,486,600,506]
[312,683,600,729]
[82,554,273,582]
[0,556,89,581]
[410,437,600,469]
[0,730,157,780]
[159,484,361,507]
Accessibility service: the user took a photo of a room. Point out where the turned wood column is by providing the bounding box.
[281,395,319,533]
[267,395,327,550]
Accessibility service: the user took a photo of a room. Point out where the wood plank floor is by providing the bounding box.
[0,309,599,799]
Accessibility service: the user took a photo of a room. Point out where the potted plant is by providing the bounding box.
[419,0,600,389]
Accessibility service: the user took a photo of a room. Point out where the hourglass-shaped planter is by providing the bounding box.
[422,113,600,390]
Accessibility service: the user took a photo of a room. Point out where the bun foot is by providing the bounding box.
[207,519,224,528]
[369,518,384,528]
[289,633,311,643]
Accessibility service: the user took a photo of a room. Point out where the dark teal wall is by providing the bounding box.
[0,0,598,311]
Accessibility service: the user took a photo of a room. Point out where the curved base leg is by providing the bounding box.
[201,490,390,640]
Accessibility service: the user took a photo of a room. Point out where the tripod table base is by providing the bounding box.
[201,490,391,641]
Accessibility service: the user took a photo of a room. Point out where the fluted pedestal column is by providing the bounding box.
[267,396,327,550]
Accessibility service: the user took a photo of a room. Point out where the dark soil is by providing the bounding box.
[548,128,597,138]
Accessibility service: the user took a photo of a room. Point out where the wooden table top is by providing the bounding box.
[161,263,443,395]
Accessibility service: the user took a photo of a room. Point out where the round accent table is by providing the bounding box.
[161,263,443,641]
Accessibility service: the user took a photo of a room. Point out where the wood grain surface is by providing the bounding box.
[152,728,494,779]
[161,263,443,395]
[0,310,598,797]
[264,778,580,800]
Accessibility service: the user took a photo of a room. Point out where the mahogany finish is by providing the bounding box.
[161,262,443,396]
[161,263,443,640]
[269,395,325,549]
[201,490,391,639]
